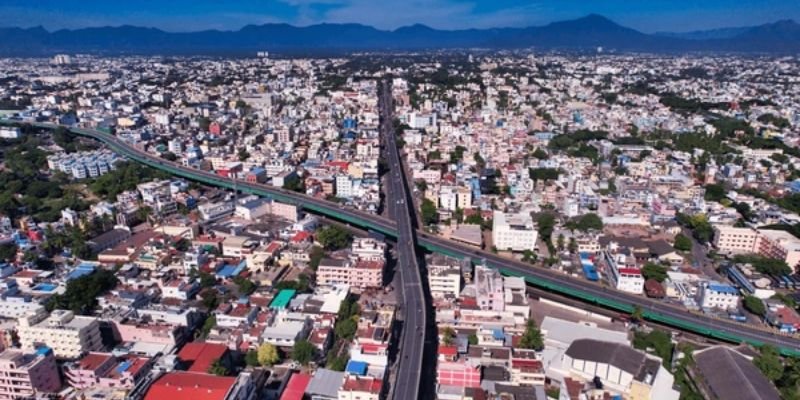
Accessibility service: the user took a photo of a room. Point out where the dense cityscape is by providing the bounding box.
[0,25,798,400]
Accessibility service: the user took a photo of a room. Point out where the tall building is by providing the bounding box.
[492,211,538,252]
[0,347,61,399]
[427,254,463,299]
[17,310,103,359]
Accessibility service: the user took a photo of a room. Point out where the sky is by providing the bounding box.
[1,0,798,33]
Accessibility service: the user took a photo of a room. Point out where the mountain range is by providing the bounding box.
[0,14,798,56]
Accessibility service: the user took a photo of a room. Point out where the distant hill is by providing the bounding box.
[655,27,751,40]
[0,15,798,56]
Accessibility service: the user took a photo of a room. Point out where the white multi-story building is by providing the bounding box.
[350,238,386,262]
[699,282,740,310]
[604,252,644,294]
[492,211,538,252]
[427,254,462,299]
[17,310,103,359]
[474,264,505,312]
[336,175,353,198]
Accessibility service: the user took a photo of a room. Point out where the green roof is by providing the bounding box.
[270,289,296,309]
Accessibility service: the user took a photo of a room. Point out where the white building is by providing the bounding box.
[336,175,353,198]
[427,255,462,299]
[17,310,103,359]
[699,282,740,310]
[492,211,538,252]
[563,339,679,400]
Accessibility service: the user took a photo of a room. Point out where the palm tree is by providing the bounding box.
[631,305,644,323]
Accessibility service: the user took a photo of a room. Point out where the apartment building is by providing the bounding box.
[0,348,61,399]
[427,255,462,299]
[17,310,103,359]
[713,225,800,271]
[699,282,740,310]
[492,211,538,252]
[350,237,386,262]
[713,225,759,254]
[316,258,384,289]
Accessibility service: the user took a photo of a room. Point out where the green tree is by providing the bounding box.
[257,343,281,367]
[0,244,17,262]
[519,320,544,350]
[441,327,456,346]
[468,333,478,345]
[316,226,352,250]
[199,314,216,338]
[568,237,578,254]
[421,198,438,225]
[754,345,784,381]
[631,305,644,323]
[207,359,228,376]
[532,147,549,160]
[744,295,767,317]
[335,318,357,340]
[642,263,668,283]
[327,354,350,371]
[632,330,673,367]
[674,234,692,252]
[292,340,316,365]
[245,349,259,367]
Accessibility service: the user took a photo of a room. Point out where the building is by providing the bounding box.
[692,346,780,400]
[316,258,383,289]
[713,225,759,254]
[64,352,151,390]
[713,226,800,271]
[337,376,382,400]
[699,282,740,310]
[473,264,505,312]
[0,347,61,399]
[427,254,463,299]
[17,310,103,359]
[143,371,238,400]
[492,211,538,252]
[436,360,481,388]
[757,229,800,271]
[563,339,679,400]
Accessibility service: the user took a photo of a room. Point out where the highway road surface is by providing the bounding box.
[8,119,800,356]
[379,82,427,400]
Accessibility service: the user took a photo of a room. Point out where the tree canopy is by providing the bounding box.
[257,343,281,367]
[316,226,352,250]
[518,319,544,350]
[292,340,316,365]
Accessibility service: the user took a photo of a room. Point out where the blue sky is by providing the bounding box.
[1,0,798,33]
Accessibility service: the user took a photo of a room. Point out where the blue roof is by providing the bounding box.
[67,264,96,280]
[492,329,505,340]
[708,284,738,295]
[35,347,52,357]
[346,360,368,375]
[116,360,132,374]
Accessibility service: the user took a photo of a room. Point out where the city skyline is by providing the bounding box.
[1,0,799,33]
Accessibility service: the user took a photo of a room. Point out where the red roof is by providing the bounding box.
[342,376,382,393]
[280,372,311,400]
[292,231,311,243]
[144,372,235,400]
[439,346,457,356]
[76,352,113,372]
[177,342,228,373]
[618,268,642,276]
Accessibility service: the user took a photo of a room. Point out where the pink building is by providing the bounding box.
[65,352,152,390]
[436,360,481,388]
[316,258,384,289]
[113,320,181,347]
[0,348,61,399]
